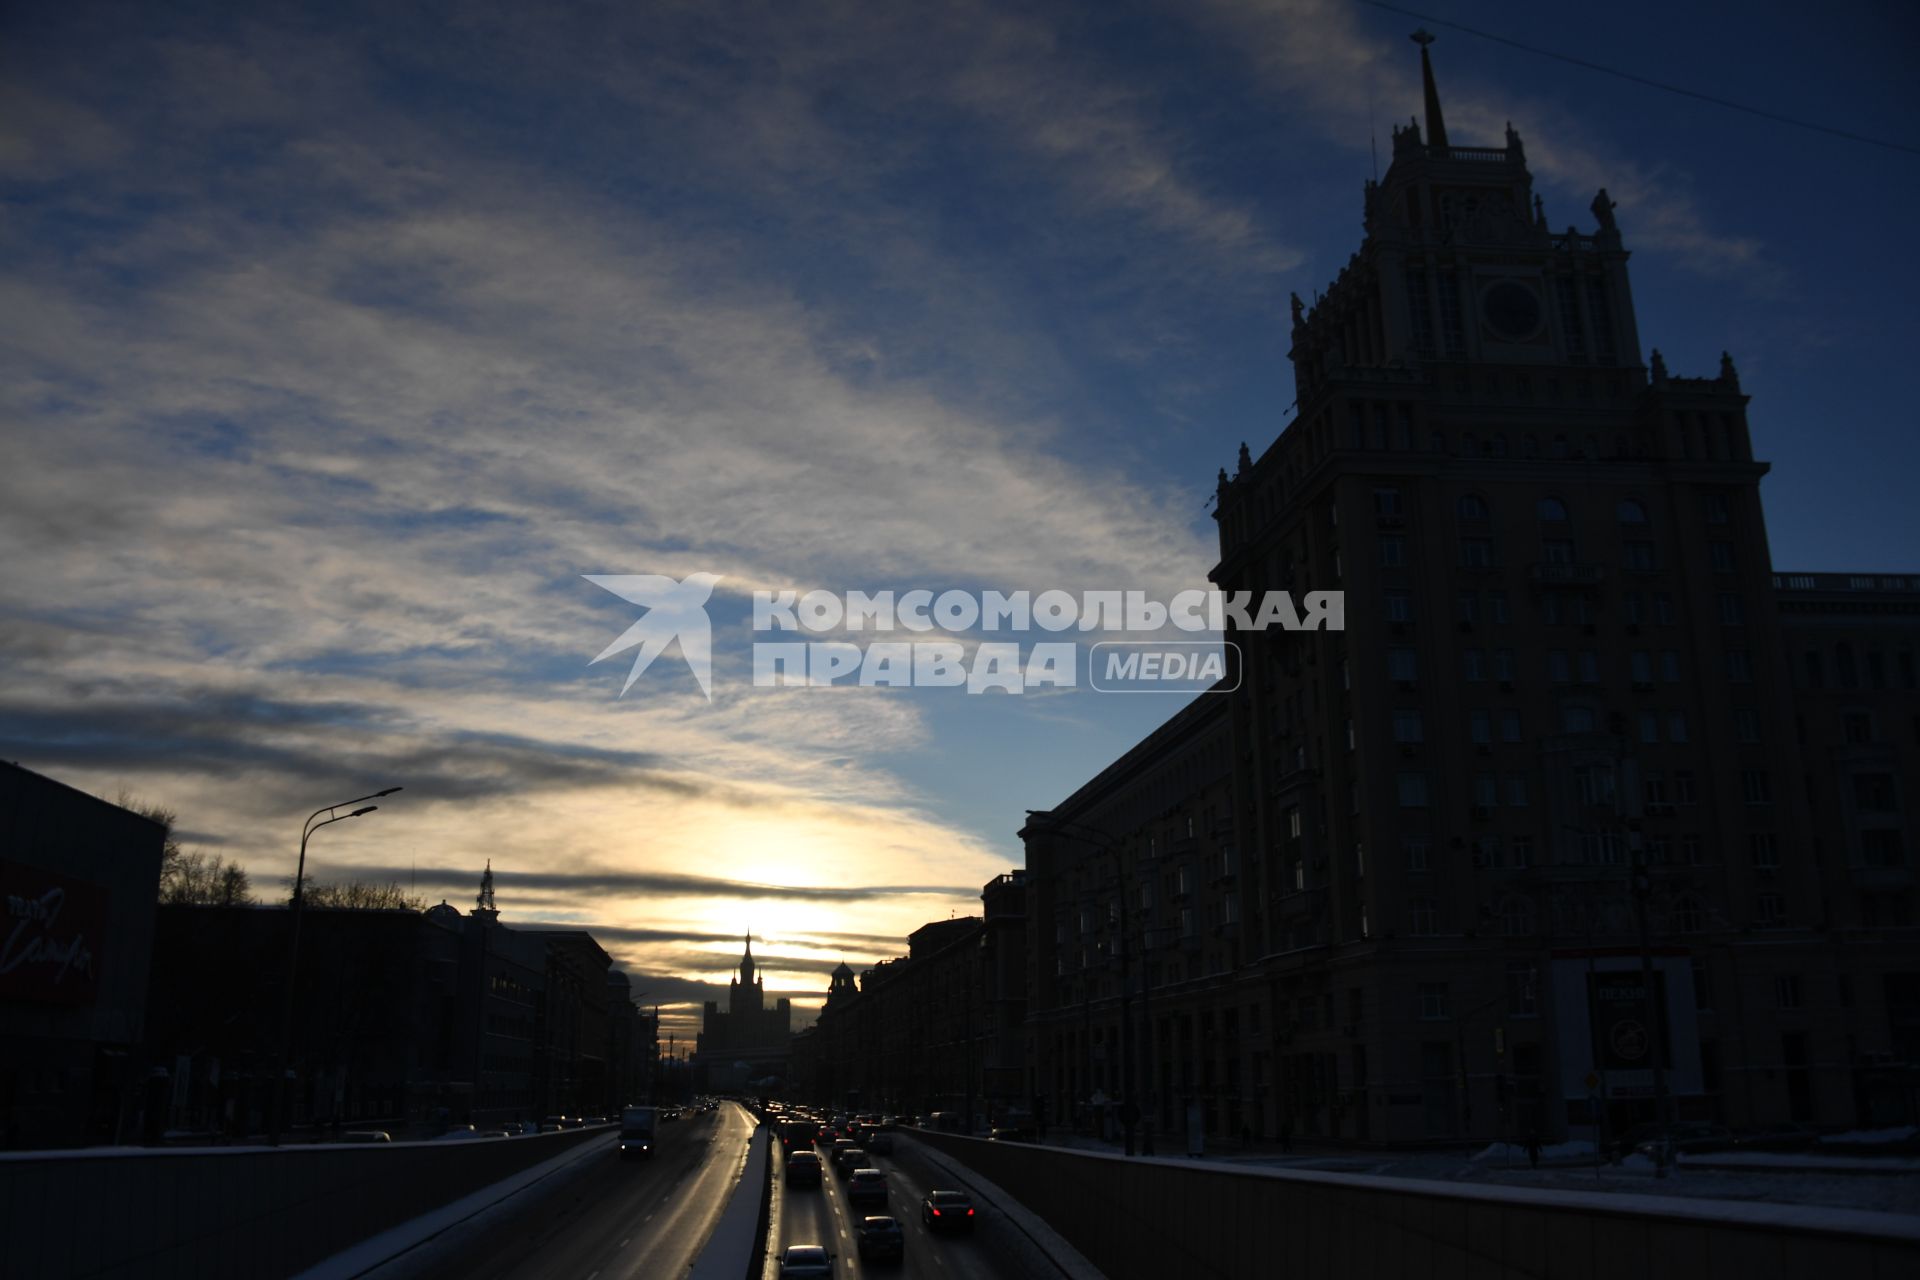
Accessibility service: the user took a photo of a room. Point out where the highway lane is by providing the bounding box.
[762,1132,1013,1280]
[431,1102,757,1280]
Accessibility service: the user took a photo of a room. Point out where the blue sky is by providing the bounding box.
[4,0,1916,1035]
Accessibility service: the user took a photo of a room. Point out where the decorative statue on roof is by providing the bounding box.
[1591,188,1617,230]
[1290,292,1306,327]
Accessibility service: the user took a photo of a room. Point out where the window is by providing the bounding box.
[1389,648,1418,681]
[1854,774,1897,812]
[1488,592,1510,624]
[1645,771,1669,805]
[1750,833,1779,869]
[1562,705,1595,733]
[1409,898,1438,936]
[1743,770,1773,804]
[1718,594,1744,626]
[1726,650,1751,683]
[1805,651,1825,688]
[1287,808,1302,839]
[1617,499,1648,524]
[1460,538,1493,568]
[1756,893,1786,926]
[1464,649,1486,681]
[1374,488,1404,517]
[1653,593,1675,625]
[1624,541,1657,572]
[1475,774,1499,807]
[1710,542,1734,573]
[1733,708,1760,743]
[1511,834,1533,867]
[1624,592,1644,625]
[1393,709,1425,743]
[1407,269,1435,354]
[1668,712,1689,743]
[1775,975,1802,1009]
[1675,771,1698,805]
[1385,590,1413,623]
[1661,651,1681,682]
[1500,710,1521,742]
[1458,494,1489,522]
[1705,493,1729,524]
[1473,833,1503,868]
[1506,775,1529,807]
[1541,593,1562,626]
[1577,652,1599,683]
[1493,649,1514,681]
[1398,773,1430,807]
[1404,837,1430,872]
[1543,538,1575,564]
[1549,651,1571,683]
[1470,710,1491,744]
[1673,897,1705,933]
[1861,830,1904,867]
[1640,710,1659,743]
[1498,896,1535,937]
[1418,980,1449,1017]
[1631,651,1653,683]
[1538,497,1569,522]
[1380,536,1406,567]
[1456,591,1479,624]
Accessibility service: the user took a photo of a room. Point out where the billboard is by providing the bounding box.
[0,858,109,1004]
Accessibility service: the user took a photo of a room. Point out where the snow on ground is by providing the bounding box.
[1472,1139,1597,1163]
[1819,1126,1919,1146]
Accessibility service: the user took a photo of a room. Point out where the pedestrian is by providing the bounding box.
[1526,1130,1542,1169]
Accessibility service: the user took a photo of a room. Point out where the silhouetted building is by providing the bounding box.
[695,935,791,1093]
[1021,40,1919,1147]
[0,763,167,1147]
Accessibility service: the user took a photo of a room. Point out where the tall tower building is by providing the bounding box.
[1205,34,1843,1144]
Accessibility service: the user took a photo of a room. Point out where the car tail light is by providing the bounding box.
[930,1208,940,1216]
[967,1208,975,1216]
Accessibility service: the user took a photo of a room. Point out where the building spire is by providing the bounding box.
[1411,29,1449,149]
[474,859,498,922]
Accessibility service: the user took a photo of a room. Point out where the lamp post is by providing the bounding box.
[270,787,400,1146]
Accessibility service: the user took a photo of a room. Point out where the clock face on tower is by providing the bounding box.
[1481,280,1542,340]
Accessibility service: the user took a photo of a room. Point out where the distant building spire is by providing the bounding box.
[474,859,498,923]
[1411,30,1449,149]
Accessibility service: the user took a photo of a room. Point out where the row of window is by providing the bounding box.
[1378,534,1738,574]
[1380,490,1734,527]
[1803,644,1919,691]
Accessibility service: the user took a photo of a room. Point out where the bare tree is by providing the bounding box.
[120,791,256,906]
[290,877,425,911]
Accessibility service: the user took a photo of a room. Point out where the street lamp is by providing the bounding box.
[270,787,400,1146]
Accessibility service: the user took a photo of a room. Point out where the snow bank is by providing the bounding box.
[1818,1126,1918,1146]
[1472,1139,1596,1162]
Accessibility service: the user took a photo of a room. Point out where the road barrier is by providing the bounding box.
[906,1131,1920,1280]
[0,1127,612,1279]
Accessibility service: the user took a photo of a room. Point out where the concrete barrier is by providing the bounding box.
[0,1127,612,1279]
[906,1132,1920,1280]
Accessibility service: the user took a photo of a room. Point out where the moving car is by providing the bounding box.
[433,1125,483,1141]
[920,1189,975,1233]
[620,1105,658,1158]
[341,1130,391,1143]
[777,1244,834,1277]
[846,1167,888,1208]
[833,1147,868,1178]
[785,1151,823,1187]
[854,1215,904,1264]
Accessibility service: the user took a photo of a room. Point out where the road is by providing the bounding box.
[430,1102,757,1279]
[762,1131,1019,1280]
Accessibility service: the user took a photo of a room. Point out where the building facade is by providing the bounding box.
[1021,43,1919,1149]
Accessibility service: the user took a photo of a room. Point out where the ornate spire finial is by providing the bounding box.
[1591,188,1617,231]
[1719,351,1739,387]
[476,859,496,916]
[1650,348,1668,383]
[1411,30,1449,149]
[1237,441,1253,474]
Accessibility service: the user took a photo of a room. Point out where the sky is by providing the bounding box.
[5,0,1917,1040]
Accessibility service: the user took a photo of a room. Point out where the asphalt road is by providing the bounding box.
[429,1102,757,1280]
[762,1133,1012,1280]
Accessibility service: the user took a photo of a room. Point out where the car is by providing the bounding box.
[777,1244,835,1277]
[341,1130,391,1143]
[833,1147,868,1178]
[540,1115,577,1132]
[921,1189,975,1233]
[854,1215,904,1264]
[865,1131,893,1153]
[846,1167,888,1208]
[480,1128,514,1138]
[828,1138,856,1167]
[785,1151,823,1187]
[433,1124,483,1141]
[989,1126,1034,1143]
